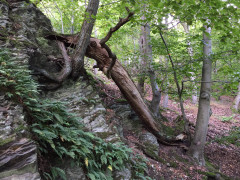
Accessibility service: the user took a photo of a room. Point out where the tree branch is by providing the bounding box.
[100,7,134,45]
[98,7,134,78]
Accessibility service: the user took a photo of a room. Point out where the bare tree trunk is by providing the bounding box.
[53,1,64,34]
[70,0,74,34]
[162,18,169,108]
[137,14,147,95]
[84,38,160,132]
[150,70,161,117]
[181,22,198,104]
[233,82,240,111]
[188,24,212,166]
[72,0,99,79]
[163,57,169,108]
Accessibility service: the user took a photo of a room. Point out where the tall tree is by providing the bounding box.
[137,14,147,95]
[139,6,161,117]
[188,22,212,165]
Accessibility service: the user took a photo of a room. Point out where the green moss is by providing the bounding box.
[173,153,190,164]
[142,142,163,162]
[205,160,217,171]
[13,124,26,133]
[0,136,14,146]
[85,70,103,88]
[169,161,178,168]
[162,124,175,137]
[157,157,167,164]
[198,171,217,178]
[175,119,185,134]
[115,98,127,103]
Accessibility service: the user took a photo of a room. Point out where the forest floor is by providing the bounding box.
[94,72,240,180]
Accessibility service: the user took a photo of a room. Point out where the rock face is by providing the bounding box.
[110,102,160,160]
[0,0,132,179]
[45,80,121,144]
[0,0,52,178]
[0,96,40,179]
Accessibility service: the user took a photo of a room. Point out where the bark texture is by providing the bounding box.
[86,38,160,132]
[72,0,99,79]
[188,24,212,166]
[137,15,147,95]
[232,82,240,111]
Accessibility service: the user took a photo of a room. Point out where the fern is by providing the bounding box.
[0,49,150,180]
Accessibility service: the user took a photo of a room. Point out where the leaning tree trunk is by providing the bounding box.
[85,38,160,132]
[71,0,99,79]
[188,24,212,166]
[45,8,178,144]
[232,82,240,111]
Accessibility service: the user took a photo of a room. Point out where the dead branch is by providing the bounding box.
[100,7,134,45]
[97,7,134,78]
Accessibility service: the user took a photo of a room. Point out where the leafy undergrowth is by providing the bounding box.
[0,50,151,180]
[95,71,240,179]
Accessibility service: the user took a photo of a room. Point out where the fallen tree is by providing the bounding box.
[38,4,180,145]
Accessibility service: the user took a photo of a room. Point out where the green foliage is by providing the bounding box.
[131,155,152,180]
[0,49,149,179]
[215,127,240,147]
[219,115,234,123]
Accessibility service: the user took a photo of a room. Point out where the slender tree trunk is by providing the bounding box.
[150,70,161,117]
[162,18,169,108]
[137,34,146,95]
[138,10,161,117]
[143,22,161,117]
[188,24,212,166]
[159,29,190,139]
[148,28,161,117]
[72,0,99,79]
[53,1,64,34]
[163,57,169,108]
[70,0,74,34]
[137,13,147,95]
[233,82,240,111]
[181,22,198,104]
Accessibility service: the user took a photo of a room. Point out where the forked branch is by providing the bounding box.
[100,7,134,45]
[99,7,134,78]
